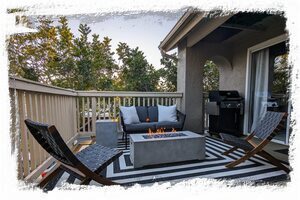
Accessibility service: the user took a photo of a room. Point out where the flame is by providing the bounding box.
[148,127,177,134]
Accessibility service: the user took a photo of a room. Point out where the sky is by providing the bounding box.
[61,12,183,68]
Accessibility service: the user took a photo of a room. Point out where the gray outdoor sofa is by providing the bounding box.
[120,106,186,148]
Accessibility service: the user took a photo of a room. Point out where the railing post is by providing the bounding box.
[91,97,97,133]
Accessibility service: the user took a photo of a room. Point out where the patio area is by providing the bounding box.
[9,76,290,191]
[43,134,289,191]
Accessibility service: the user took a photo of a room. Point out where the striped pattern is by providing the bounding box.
[47,136,289,190]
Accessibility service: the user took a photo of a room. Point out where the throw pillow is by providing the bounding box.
[157,104,177,122]
[120,106,140,124]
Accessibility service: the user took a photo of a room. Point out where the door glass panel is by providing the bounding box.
[248,41,290,144]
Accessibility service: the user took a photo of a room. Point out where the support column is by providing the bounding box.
[177,40,206,133]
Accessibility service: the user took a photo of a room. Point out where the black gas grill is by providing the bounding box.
[206,90,244,136]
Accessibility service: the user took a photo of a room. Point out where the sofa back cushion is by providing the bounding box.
[135,106,148,122]
[158,105,178,122]
[120,106,140,124]
[148,106,158,122]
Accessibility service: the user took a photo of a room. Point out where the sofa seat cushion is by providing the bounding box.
[135,106,148,122]
[156,121,182,130]
[125,122,156,133]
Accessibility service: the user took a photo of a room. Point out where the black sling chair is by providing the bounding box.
[220,111,290,173]
[25,119,122,189]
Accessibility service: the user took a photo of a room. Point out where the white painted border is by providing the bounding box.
[243,33,289,144]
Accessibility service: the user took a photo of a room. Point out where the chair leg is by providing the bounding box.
[80,173,119,186]
[38,165,63,189]
[257,150,290,173]
[222,147,238,156]
[225,150,257,168]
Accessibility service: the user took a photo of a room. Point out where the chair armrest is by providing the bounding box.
[177,110,186,130]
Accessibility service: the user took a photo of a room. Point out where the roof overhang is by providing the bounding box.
[158,10,205,52]
[159,11,277,52]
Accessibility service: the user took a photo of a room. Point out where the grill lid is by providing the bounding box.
[209,90,243,102]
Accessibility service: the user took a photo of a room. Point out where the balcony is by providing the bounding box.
[8,76,289,190]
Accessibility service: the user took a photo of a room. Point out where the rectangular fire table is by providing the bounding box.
[129,131,206,168]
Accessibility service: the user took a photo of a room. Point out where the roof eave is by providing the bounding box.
[159,11,204,52]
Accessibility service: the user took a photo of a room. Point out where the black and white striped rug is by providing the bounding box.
[47,136,289,190]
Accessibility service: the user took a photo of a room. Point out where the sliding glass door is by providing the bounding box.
[247,40,291,144]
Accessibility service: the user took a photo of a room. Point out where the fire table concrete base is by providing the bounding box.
[129,131,206,168]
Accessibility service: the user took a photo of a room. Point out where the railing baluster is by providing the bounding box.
[108,97,111,119]
[82,97,85,134]
[127,97,131,106]
[87,97,90,132]
[39,94,47,161]
[98,98,101,120]
[76,97,80,132]
[103,97,106,120]
[19,91,29,178]
[91,97,96,133]
[26,93,36,171]
[113,97,117,119]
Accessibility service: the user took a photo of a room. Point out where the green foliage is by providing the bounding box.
[158,53,178,92]
[53,16,76,89]
[203,60,219,92]
[73,24,93,90]
[116,43,159,91]
[272,54,289,95]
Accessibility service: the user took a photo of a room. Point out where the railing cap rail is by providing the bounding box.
[9,76,77,96]
[76,90,183,97]
[9,76,183,97]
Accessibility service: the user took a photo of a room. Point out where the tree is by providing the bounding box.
[203,60,219,92]
[35,17,59,84]
[158,53,177,92]
[272,54,289,95]
[8,16,59,84]
[52,16,76,89]
[73,24,92,90]
[90,35,118,90]
[116,43,159,91]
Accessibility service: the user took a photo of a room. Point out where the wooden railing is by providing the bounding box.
[9,77,78,181]
[9,77,183,181]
